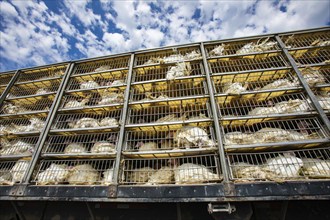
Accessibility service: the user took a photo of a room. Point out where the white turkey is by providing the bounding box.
[146,166,174,185]
[166,62,191,80]
[67,164,99,185]
[236,38,277,55]
[224,132,258,145]
[80,80,100,90]
[135,142,158,152]
[317,95,330,110]
[37,163,70,185]
[64,95,91,109]
[2,103,27,114]
[127,167,156,184]
[223,82,247,95]
[144,57,163,65]
[184,50,202,60]
[254,127,309,143]
[300,158,330,177]
[0,172,12,185]
[64,143,87,154]
[231,162,278,181]
[209,44,226,56]
[257,78,297,91]
[95,65,111,72]
[0,140,34,156]
[310,39,330,47]
[35,88,51,95]
[10,118,45,133]
[110,80,125,87]
[264,155,303,178]
[98,91,124,105]
[174,163,220,184]
[91,141,116,153]
[10,160,30,183]
[162,54,185,63]
[102,168,114,185]
[293,66,326,86]
[99,117,119,127]
[68,117,99,129]
[174,126,215,148]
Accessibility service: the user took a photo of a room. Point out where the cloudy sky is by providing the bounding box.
[0,0,329,72]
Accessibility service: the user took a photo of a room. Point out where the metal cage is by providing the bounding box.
[290,48,330,66]
[0,72,15,87]
[120,154,222,185]
[0,117,47,136]
[227,147,330,182]
[42,132,119,157]
[31,159,116,186]
[0,159,31,185]
[280,31,330,49]
[0,136,39,158]
[16,66,66,83]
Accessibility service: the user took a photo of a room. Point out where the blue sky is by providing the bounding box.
[0,0,329,72]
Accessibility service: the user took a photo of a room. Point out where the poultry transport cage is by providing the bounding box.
[0,28,329,208]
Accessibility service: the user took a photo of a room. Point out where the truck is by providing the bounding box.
[0,27,329,220]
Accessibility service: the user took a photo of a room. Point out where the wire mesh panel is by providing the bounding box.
[0,159,31,185]
[16,65,67,83]
[31,159,115,185]
[42,132,118,156]
[121,154,222,185]
[7,78,61,98]
[227,147,330,182]
[134,46,202,66]
[0,72,15,87]
[295,65,330,88]
[0,117,46,136]
[123,126,217,158]
[0,97,54,116]
[72,56,130,76]
[313,90,330,112]
[0,136,39,157]
[66,70,128,91]
[291,48,330,66]
[208,53,289,74]
[51,110,121,133]
[126,102,212,128]
[280,31,330,49]
[205,37,280,58]
[132,61,204,83]
[222,117,329,151]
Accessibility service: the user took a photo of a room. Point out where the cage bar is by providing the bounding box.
[16,65,67,83]
[120,154,221,185]
[0,159,31,185]
[0,117,46,136]
[31,159,115,185]
[0,136,39,158]
[280,31,330,49]
[42,132,119,156]
[291,48,330,66]
[227,147,330,182]
[0,72,15,87]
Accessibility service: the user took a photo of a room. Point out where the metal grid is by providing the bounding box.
[0,159,30,185]
[227,147,330,182]
[51,110,121,131]
[121,154,222,185]
[0,117,46,135]
[313,90,330,111]
[222,117,328,148]
[0,97,54,115]
[296,65,330,88]
[66,70,128,91]
[31,159,116,185]
[130,79,208,103]
[134,47,202,66]
[72,56,130,76]
[126,102,211,126]
[0,72,14,87]
[280,31,330,49]
[42,132,119,155]
[0,136,39,157]
[218,92,313,118]
[123,126,217,153]
[291,48,330,65]
[208,54,289,74]
[212,69,298,94]
[16,66,66,83]
[59,90,125,110]
[7,79,61,98]
[205,37,280,57]
[132,61,204,83]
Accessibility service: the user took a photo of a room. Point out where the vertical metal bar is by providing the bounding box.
[200,42,229,182]
[0,70,20,106]
[10,201,26,220]
[22,62,75,183]
[86,202,96,220]
[176,203,182,220]
[112,53,135,186]
[275,36,330,133]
